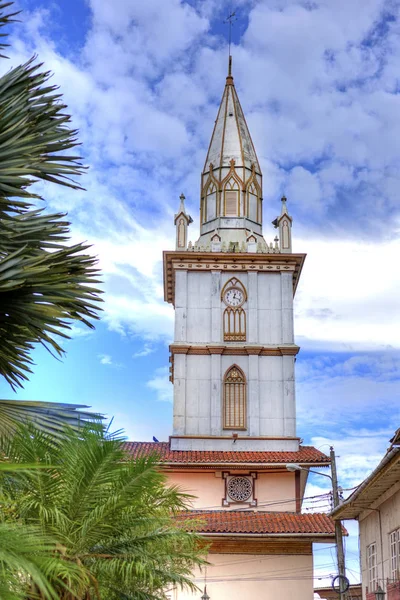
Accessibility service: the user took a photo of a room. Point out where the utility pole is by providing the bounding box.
[330,446,348,600]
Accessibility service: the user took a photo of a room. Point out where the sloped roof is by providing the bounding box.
[178,510,341,537]
[331,445,400,520]
[203,72,260,173]
[123,441,330,467]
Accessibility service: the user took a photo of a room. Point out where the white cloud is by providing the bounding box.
[133,343,155,358]
[98,354,112,365]
[98,354,123,368]
[147,366,173,402]
[294,237,400,351]
[5,0,399,346]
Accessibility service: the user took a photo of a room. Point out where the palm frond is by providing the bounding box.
[0,2,103,389]
[1,424,208,599]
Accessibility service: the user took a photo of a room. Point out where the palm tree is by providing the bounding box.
[0,425,207,600]
[0,2,102,432]
[0,463,86,600]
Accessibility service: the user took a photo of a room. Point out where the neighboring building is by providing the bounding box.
[314,583,362,599]
[127,60,339,599]
[332,430,400,600]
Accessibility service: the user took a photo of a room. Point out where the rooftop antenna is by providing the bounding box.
[224,5,237,76]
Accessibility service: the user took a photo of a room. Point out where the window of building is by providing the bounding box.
[367,542,377,591]
[177,218,185,248]
[389,529,400,580]
[246,181,258,222]
[223,366,246,430]
[221,278,247,342]
[224,178,240,216]
[223,307,246,341]
[203,182,217,222]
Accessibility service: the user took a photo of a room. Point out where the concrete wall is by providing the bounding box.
[172,268,297,446]
[172,553,313,600]
[166,470,297,511]
[174,271,294,346]
[173,353,296,438]
[359,481,400,599]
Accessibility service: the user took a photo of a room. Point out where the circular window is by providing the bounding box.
[227,476,252,502]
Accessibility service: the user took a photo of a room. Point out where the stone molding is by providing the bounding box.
[163,250,306,305]
[169,344,299,379]
[170,344,300,357]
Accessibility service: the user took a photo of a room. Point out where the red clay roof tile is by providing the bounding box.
[123,442,329,465]
[178,510,341,536]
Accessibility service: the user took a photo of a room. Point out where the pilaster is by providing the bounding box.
[210,350,222,434]
[281,272,294,344]
[173,353,187,434]
[211,271,222,343]
[247,272,258,343]
[248,350,261,435]
[282,355,296,437]
[174,270,188,342]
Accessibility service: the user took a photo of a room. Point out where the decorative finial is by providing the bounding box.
[179,193,186,212]
[224,7,236,83]
[281,194,288,215]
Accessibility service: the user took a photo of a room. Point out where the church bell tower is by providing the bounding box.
[163,61,305,453]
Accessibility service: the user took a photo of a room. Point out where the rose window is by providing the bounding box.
[227,476,252,502]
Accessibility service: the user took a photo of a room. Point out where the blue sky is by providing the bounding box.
[1,0,400,589]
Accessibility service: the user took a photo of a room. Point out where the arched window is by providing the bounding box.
[247,181,258,221]
[177,218,185,248]
[204,182,217,222]
[221,277,247,341]
[282,219,290,249]
[223,307,246,341]
[223,366,247,430]
[224,177,240,216]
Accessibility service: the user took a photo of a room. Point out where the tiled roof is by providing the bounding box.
[123,442,330,466]
[178,510,341,536]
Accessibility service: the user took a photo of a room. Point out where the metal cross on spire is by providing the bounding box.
[224,6,237,75]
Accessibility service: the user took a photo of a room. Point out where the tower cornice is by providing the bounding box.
[163,250,306,305]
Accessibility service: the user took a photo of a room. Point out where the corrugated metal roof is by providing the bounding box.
[331,446,400,520]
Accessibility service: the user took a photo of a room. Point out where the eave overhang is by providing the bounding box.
[331,446,400,520]
[163,250,306,305]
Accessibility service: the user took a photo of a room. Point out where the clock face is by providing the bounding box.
[224,288,244,307]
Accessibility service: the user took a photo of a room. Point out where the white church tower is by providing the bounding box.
[164,61,304,453]
[130,59,336,600]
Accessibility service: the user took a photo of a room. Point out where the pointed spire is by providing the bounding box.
[197,61,266,248]
[273,195,292,254]
[203,65,260,173]
[174,193,192,250]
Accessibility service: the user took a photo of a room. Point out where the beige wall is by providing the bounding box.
[166,470,296,511]
[359,481,400,598]
[172,552,313,600]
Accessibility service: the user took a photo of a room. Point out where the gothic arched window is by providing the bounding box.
[247,181,258,221]
[221,278,247,341]
[223,307,246,341]
[204,182,217,222]
[224,177,240,216]
[177,218,185,248]
[223,366,247,430]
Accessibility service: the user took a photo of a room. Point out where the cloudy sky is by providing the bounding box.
[2,0,400,588]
